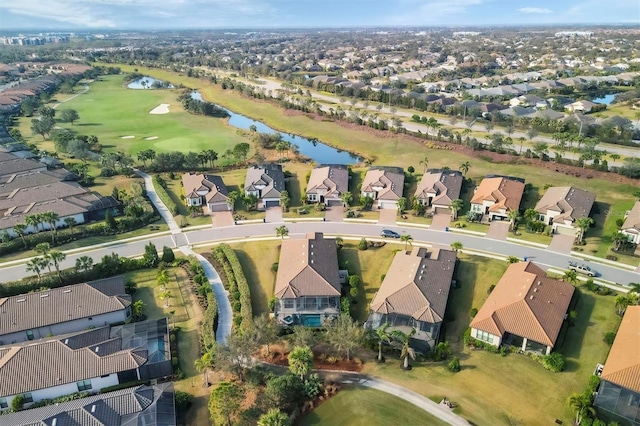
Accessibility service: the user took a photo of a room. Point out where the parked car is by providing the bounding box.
[380,229,400,238]
[568,261,597,277]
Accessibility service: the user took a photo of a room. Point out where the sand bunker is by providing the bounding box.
[144,136,158,140]
[150,104,170,114]
[120,135,135,139]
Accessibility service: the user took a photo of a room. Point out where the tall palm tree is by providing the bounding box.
[160,290,172,308]
[156,269,168,291]
[615,295,630,316]
[507,209,520,231]
[629,282,640,294]
[567,392,595,425]
[450,199,464,220]
[26,257,46,282]
[340,191,353,207]
[376,322,392,362]
[459,161,470,176]
[64,217,77,229]
[42,211,60,244]
[25,214,41,233]
[400,234,413,250]
[75,255,94,273]
[194,350,215,387]
[563,269,578,286]
[132,300,145,320]
[419,156,429,173]
[275,225,289,240]
[49,250,66,282]
[576,217,594,243]
[13,223,28,248]
[392,329,416,370]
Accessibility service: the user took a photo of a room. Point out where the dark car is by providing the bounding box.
[380,229,400,238]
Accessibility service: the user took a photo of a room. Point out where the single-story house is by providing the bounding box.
[470,176,525,221]
[469,261,574,355]
[360,166,405,210]
[244,164,285,209]
[182,173,231,212]
[0,276,131,345]
[566,100,599,113]
[0,383,176,425]
[274,232,341,327]
[621,200,640,244]
[594,306,640,425]
[0,318,172,410]
[414,169,463,214]
[534,186,596,237]
[305,164,349,206]
[367,247,457,352]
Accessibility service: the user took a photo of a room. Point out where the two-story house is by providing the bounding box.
[244,164,285,209]
[305,164,349,206]
[181,173,231,212]
[414,169,463,214]
[360,167,405,210]
[534,186,595,237]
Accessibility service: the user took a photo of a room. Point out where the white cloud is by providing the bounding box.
[518,7,553,14]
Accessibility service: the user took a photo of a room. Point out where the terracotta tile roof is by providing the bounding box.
[244,164,284,199]
[181,173,229,204]
[469,262,574,347]
[414,170,463,206]
[274,232,341,299]
[534,186,595,224]
[0,277,130,337]
[370,247,457,323]
[622,200,640,233]
[471,176,525,213]
[0,328,148,398]
[306,165,349,199]
[0,382,176,426]
[600,306,640,393]
[361,167,405,201]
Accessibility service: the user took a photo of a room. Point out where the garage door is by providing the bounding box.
[434,207,450,215]
[555,225,578,237]
[264,200,279,208]
[209,203,229,212]
[378,201,396,210]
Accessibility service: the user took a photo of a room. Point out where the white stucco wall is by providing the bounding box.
[470,327,501,346]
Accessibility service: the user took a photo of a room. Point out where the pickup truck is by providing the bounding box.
[568,261,597,277]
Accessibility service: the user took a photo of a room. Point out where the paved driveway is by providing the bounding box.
[265,207,283,223]
[378,209,397,225]
[548,234,575,253]
[211,211,235,227]
[325,204,343,222]
[431,213,451,231]
[486,221,509,240]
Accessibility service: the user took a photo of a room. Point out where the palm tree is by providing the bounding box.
[25,214,42,233]
[567,392,595,426]
[132,299,145,320]
[13,223,28,248]
[26,257,46,282]
[507,209,520,232]
[376,322,392,362]
[400,234,413,250]
[507,256,520,263]
[288,345,314,380]
[160,290,172,308]
[340,191,353,207]
[275,225,288,240]
[226,191,239,212]
[279,190,290,212]
[258,409,288,426]
[563,269,578,286]
[75,255,94,273]
[157,269,169,290]
[194,350,215,387]
[575,217,594,243]
[64,217,77,229]
[419,156,429,173]
[34,242,50,256]
[392,329,416,370]
[42,211,59,244]
[49,250,66,281]
[628,283,640,294]
[450,199,464,220]
[451,241,463,252]
[459,161,470,176]
[615,295,631,316]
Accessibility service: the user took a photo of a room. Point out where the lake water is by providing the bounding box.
[127,77,174,89]
[191,91,361,164]
[592,94,615,105]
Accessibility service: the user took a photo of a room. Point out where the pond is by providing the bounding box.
[191,91,361,164]
[591,93,616,105]
[127,76,174,89]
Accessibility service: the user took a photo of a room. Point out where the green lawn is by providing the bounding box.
[363,254,621,426]
[300,385,448,426]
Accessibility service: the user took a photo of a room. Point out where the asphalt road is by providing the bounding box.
[2,220,638,286]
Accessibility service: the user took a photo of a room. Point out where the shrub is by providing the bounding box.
[10,394,25,412]
[469,308,478,318]
[162,246,175,263]
[340,297,350,315]
[218,244,253,330]
[448,357,461,372]
[201,293,218,350]
[175,391,193,413]
[542,352,565,372]
[603,332,616,346]
[487,284,495,294]
[358,238,368,251]
[349,286,359,298]
[153,175,179,215]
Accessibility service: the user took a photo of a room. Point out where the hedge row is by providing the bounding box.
[214,247,240,327]
[216,244,253,330]
[153,175,179,215]
[202,292,218,350]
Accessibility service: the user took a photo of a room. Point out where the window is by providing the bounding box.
[22,393,33,404]
[476,330,493,343]
[284,299,294,309]
[25,330,34,341]
[0,398,7,409]
[308,194,316,201]
[77,380,92,392]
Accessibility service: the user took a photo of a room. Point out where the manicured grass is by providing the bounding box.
[300,385,448,426]
[363,254,621,426]
[512,230,553,246]
[339,242,398,322]
[127,268,190,323]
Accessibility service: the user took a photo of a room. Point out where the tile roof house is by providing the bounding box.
[566,100,599,113]
[360,166,405,210]
[244,164,285,209]
[0,276,131,345]
[470,176,525,221]
[367,247,457,352]
[274,232,341,327]
[305,164,349,205]
[414,170,463,214]
[0,382,176,426]
[594,306,640,425]
[534,186,595,237]
[0,318,172,410]
[621,200,640,244]
[469,262,574,355]
[181,173,230,212]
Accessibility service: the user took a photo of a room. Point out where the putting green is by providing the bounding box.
[55,75,249,156]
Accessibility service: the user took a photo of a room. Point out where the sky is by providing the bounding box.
[0,0,638,31]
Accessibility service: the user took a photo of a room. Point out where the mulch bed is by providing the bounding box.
[259,346,363,373]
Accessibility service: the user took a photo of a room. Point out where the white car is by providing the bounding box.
[568,261,597,277]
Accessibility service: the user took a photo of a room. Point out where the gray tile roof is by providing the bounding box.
[534,186,595,224]
[244,164,284,199]
[370,247,457,323]
[0,383,176,426]
[306,165,349,200]
[0,277,131,337]
[414,170,463,206]
[361,167,405,201]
